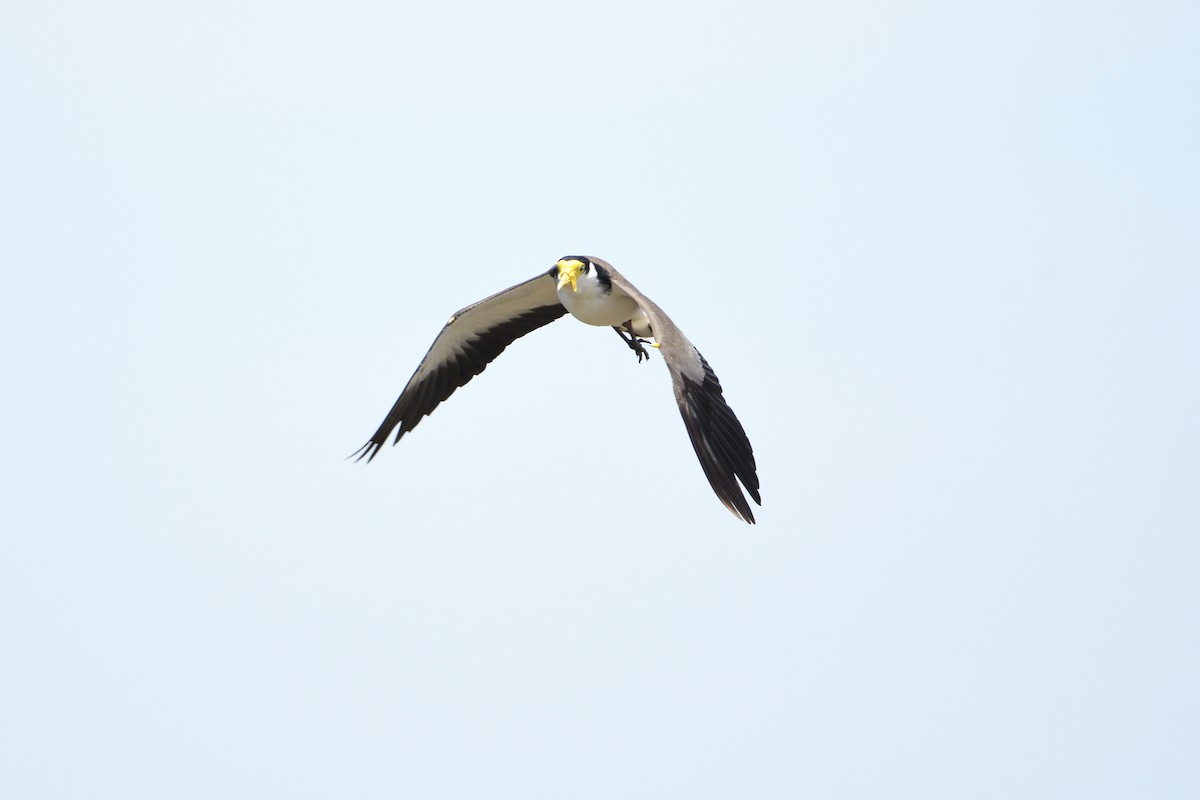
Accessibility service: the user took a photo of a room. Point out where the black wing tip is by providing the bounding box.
[724,498,758,524]
[687,418,763,524]
[678,359,762,525]
[718,482,760,524]
[352,301,569,468]
[350,440,384,463]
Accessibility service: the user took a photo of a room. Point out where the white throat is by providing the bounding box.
[558,269,640,327]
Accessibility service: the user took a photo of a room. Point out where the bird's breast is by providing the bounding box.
[558,279,640,327]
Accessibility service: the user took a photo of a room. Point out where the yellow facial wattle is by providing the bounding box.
[555,258,585,293]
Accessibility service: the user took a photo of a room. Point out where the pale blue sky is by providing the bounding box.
[2,1,1198,798]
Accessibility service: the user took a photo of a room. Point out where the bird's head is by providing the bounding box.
[553,256,590,293]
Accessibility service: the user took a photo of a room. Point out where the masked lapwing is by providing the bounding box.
[354,256,762,523]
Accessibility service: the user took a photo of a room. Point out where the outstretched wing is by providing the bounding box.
[591,257,762,523]
[354,272,566,461]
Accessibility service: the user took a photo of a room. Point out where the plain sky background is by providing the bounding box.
[2,1,1197,797]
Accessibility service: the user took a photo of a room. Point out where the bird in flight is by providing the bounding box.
[354,256,762,523]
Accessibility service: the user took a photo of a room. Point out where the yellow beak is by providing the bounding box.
[556,259,585,293]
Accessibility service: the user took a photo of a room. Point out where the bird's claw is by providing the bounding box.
[629,336,653,363]
[613,325,653,363]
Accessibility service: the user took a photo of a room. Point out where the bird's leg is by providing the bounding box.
[612,324,653,363]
